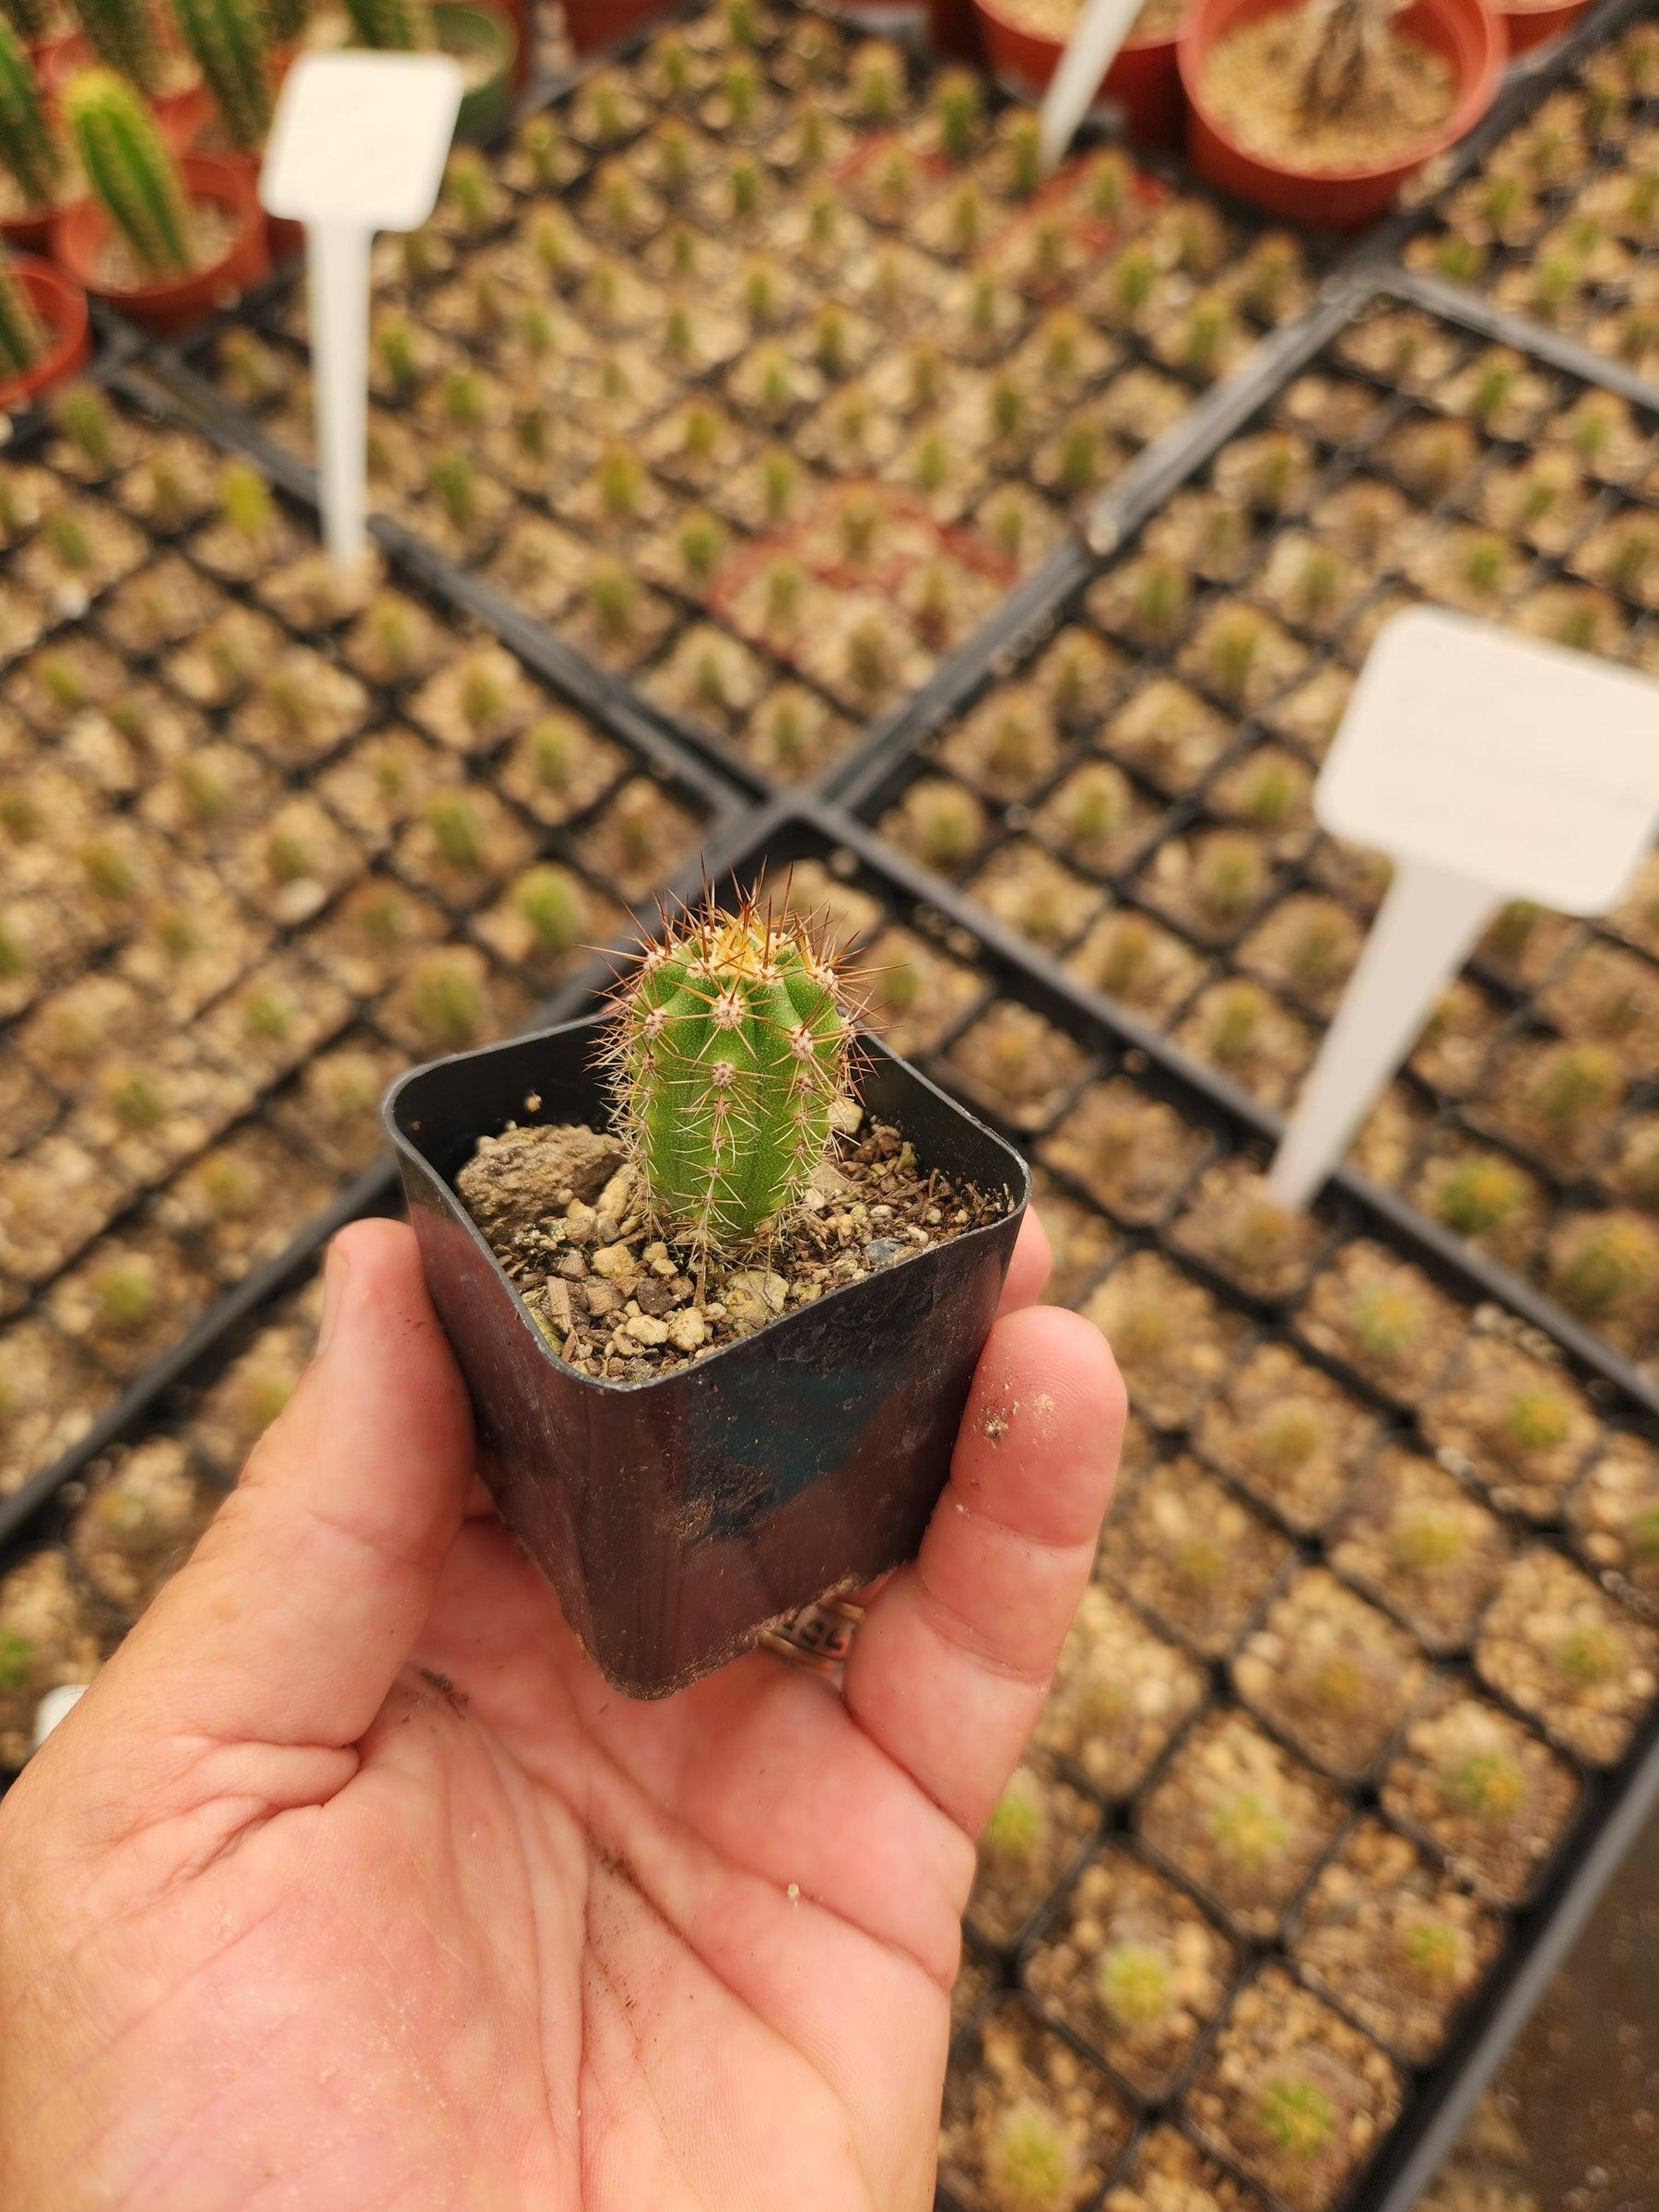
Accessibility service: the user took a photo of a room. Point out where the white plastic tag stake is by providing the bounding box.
[260,52,465,571]
[1038,0,1146,175]
[1268,607,1659,1213]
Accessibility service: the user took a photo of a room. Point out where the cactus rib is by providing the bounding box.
[601,896,856,1253]
[0,18,63,206]
[0,244,46,376]
[169,0,273,151]
[63,68,196,278]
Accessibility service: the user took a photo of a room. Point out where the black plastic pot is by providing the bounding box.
[384,1013,1030,1697]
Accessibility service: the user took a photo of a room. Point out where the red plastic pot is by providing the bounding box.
[1180,0,1502,229]
[973,0,1186,148]
[51,152,269,335]
[41,32,213,151]
[1498,0,1588,54]
[561,0,672,54]
[1,196,59,255]
[0,254,90,411]
[499,0,533,84]
[929,0,985,61]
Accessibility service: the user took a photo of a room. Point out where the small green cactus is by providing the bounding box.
[1551,1214,1659,1319]
[1398,1913,1469,1990]
[512,864,587,958]
[0,18,64,209]
[1434,1155,1527,1238]
[63,68,197,278]
[1253,2070,1336,2162]
[1388,1499,1468,1576]
[0,242,46,378]
[169,0,273,150]
[343,0,432,47]
[1095,1939,1173,2033]
[600,897,856,1253]
[72,0,166,92]
[1249,1401,1324,1474]
[982,1769,1045,1864]
[1444,1743,1524,1824]
[983,2099,1078,2212]
[1206,1787,1288,1872]
[266,0,313,36]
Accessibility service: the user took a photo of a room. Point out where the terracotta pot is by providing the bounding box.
[561,0,672,55]
[1498,0,1588,54]
[51,150,269,335]
[1,196,59,255]
[182,48,303,263]
[0,253,90,410]
[41,31,212,150]
[973,0,1186,148]
[436,0,518,139]
[1180,0,1502,228]
[928,0,985,60]
[498,0,534,84]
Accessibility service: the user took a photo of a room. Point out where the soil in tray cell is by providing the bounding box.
[940,1995,1134,2212]
[970,1759,1100,1951]
[1033,1584,1207,1803]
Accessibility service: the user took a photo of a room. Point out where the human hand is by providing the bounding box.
[0,1212,1123,2212]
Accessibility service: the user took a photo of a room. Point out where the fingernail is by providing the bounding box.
[319,1241,351,1354]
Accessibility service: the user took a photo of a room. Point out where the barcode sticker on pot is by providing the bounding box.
[262,52,464,232]
[1269,609,1659,1212]
[1316,606,1659,908]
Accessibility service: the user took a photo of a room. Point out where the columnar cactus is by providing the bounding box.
[602,898,856,1253]
[169,0,274,151]
[72,0,166,92]
[0,244,45,378]
[343,0,433,48]
[63,70,196,276]
[265,0,312,35]
[0,18,63,208]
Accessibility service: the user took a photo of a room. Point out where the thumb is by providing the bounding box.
[85,1218,475,1762]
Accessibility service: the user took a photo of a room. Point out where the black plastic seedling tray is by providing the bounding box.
[0,360,745,1547]
[1383,0,1659,413]
[840,265,1659,1393]
[6,794,1659,2212]
[146,0,1352,805]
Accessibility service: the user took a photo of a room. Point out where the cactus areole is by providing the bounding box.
[602,900,853,1253]
[385,889,1029,1695]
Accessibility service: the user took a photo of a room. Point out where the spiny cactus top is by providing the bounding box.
[169,0,274,152]
[0,16,63,208]
[72,0,166,93]
[62,67,196,277]
[602,898,857,1253]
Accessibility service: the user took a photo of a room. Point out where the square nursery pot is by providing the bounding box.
[385,1014,1030,1697]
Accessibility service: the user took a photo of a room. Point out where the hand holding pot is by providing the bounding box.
[0,1212,1123,2211]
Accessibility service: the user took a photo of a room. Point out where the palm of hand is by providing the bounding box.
[0,1221,1120,2212]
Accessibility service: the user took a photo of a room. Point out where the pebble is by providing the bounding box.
[584,1281,621,1317]
[591,1241,640,1287]
[667,1308,708,1353]
[864,1237,907,1268]
[624,1312,669,1347]
[726,1270,788,1326]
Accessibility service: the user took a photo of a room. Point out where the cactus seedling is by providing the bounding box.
[1433,1155,1526,1238]
[599,897,856,1254]
[1252,2070,1336,2163]
[512,864,587,958]
[0,18,65,209]
[1207,1787,1288,1872]
[63,69,198,279]
[1096,1939,1174,2032]
[0,244,46,379]
[1444,1743,1524,1824]
[983,2099,1078,2212]
[1398,1913,1469,1990]
[1551,1214,1659,1318]
[169,0,273,151]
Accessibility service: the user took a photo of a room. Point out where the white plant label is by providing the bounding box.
[1268,607,1659,1212]
[1038,0,1146,174]
[261,53,465,570]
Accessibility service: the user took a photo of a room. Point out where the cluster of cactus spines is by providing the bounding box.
[0,18,63,208]
[601,896,858,1255]
[64,69,196,276]
[1253,2068,1336,2162]
[0,243,46,378]
[170,0,274,152]
[73,0,168,91]
[344,0,432,46]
